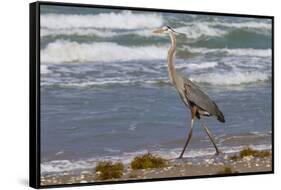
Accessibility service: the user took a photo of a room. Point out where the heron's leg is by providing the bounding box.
[200,121,220,155]
[178,118,194,159]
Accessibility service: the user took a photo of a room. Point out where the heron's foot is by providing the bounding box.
[214,150,223,156]
[177,154,184,159]
[177,156,183,159]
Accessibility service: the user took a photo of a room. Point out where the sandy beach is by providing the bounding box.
[40,152,272,186]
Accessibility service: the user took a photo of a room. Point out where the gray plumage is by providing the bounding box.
[153,26,225,158]
[179,76,225,122]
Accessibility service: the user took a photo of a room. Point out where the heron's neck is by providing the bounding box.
[167,32,177,84]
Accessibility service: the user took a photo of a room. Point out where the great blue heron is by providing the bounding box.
[153,26,225,159]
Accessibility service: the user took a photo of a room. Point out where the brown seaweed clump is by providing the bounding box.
[95,161,124,180]
[230,147,271,161]
[217,167,238,175]
[130,153,167,170]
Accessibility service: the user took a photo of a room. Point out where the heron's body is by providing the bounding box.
[175,75,224,121]
[153,26,225,158]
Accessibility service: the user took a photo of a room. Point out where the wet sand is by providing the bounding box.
[40,153,272,186]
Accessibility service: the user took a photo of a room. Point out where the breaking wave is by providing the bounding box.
[176,24,227,39]
[41,69,269,87]
[208,21,271,30]
[41,40,271,64]
[41,28,120,38]
[41,40,167,63]
[184,46,271,57]
[176,62,218,70]
[41,11,163,30]
[41,16,271,41]
[190,71,270,85]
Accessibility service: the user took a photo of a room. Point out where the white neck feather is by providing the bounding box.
[167,32,177,85]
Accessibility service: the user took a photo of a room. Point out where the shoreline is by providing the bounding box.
[40,152,272,186]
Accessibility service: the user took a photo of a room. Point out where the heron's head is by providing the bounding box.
[153,26,177,35]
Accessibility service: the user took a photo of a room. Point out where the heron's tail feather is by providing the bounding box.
[217,110,225,123]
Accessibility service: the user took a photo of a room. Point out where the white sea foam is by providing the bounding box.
[41,28,119,38]
[41,11,163,30]
[176,21,271,40]
[184,46,271,57]
[41,64,52,74]
[104,148,121,153]
[183,21,271,31]
[177,62,218,70]
[41,28,155,38]
[61,80,133,87]
[225,48,271,57]
[41,71,269,87]
[40,12,270,40]
[41,40,167,63]
[41,78,169,88]
[190,71,269,85]
[41,160,95,174]
[41,21,270,39]
[209,21,272,30]
[41,69,269,87]
[41,144,271,174]
[41,39,271,64]
[128,122,138,131]
[176,24,226,39]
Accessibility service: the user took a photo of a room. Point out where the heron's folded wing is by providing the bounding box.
[183,78,221,117]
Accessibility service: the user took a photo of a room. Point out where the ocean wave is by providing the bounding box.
[41,65,52,74]
[184,46,271,57]
[41,27,156,38]
[41,70,269,87]
[209,21,271,30]
[41,78,169,88]
[225,48,271,57]
[175,20,270,40]
[41,11,163,30]
[41,144,271,174]
[41,40,167,63]
[177,62,218,70]
[176,24,226,39]
[41,18,270,40]
[41,28,120,38]
[41,159,95,174]
[190,71,270,85]
[41,39,271,64]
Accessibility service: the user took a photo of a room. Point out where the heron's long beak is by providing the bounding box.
[153,28,164,34]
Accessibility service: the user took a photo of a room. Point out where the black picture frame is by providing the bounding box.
[30,1,274,189]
